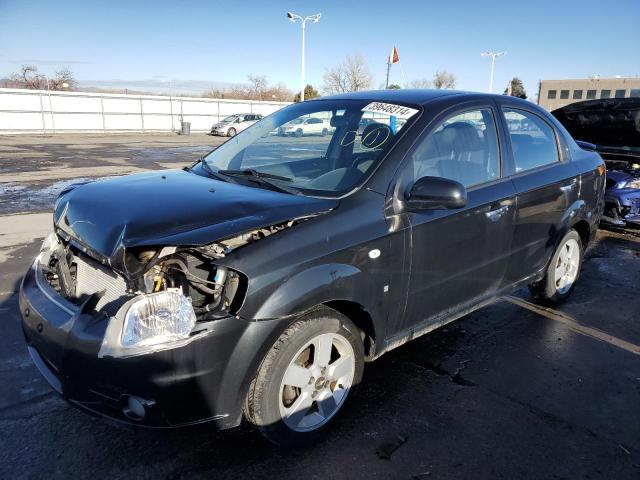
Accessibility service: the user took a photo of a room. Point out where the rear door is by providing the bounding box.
[497,104,580,284]
[387,102,517,336]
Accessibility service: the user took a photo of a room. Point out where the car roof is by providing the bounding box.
[314,89,541,108]
[315,89,469,105]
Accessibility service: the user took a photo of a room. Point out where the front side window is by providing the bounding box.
[203,99,420,195]
[573,90,583,99]
[600,90,611,99]
[548,90,557,99]
[503,109,559,172]
[615,89,626,98]
[631,89,640,98]
[586,89,597,99]
[560,90,570,99]
[408,108,500,188]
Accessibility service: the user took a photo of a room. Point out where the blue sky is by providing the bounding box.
[1,0,639,99]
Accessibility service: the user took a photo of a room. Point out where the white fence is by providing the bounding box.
[0,88,290,134]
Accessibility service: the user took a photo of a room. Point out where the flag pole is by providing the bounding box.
[385,56,391,88]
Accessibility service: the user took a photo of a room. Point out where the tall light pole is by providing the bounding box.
[481,51,506,93]
[287,11,321,102]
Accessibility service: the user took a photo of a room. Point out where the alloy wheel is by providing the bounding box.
[554,238,580,294]
[278,332,355,432]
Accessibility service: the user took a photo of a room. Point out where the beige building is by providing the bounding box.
[537,77,640,111]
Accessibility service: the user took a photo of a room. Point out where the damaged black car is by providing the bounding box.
[552,98,640,227]
[20,90,605,447]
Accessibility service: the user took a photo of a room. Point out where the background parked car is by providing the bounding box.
[211,114,263,137]
[552,98,640,228]
[278,117,331,137]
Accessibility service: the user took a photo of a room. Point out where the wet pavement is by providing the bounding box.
[0,134,223,215]
[0,135,639,479]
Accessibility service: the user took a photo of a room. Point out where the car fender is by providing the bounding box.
[252,263,371,321]
[561,198,588,231]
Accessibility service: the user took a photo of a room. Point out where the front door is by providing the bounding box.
[387,104,516,337]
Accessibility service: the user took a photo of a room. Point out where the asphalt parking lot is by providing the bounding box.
[0,134,639,479]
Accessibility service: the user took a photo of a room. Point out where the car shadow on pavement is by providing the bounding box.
[2,231,640,479]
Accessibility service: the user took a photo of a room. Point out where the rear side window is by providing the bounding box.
[503,109,559,173]
[409,108,500,188]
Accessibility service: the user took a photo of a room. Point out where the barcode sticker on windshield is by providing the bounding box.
[362,102,418,119]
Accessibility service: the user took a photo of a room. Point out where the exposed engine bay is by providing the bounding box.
[601,152,640,226]
[40,219,305,321]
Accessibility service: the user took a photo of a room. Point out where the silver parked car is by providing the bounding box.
[211,114,263,137]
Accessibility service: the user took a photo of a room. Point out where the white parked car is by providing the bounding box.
[211,114,263,137]
[278,117,331,137]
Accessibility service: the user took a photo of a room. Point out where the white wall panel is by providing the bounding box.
[0,88,290,133]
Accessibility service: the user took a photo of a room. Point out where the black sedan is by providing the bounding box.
[20,89,605,447]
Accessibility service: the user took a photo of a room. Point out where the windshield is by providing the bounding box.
[221,115,239,123]
[203,99,420,196]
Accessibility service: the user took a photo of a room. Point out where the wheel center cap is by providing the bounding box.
[314,377,326,390]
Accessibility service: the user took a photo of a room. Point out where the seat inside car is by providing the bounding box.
[354,122,394,172]
[435,122,488,187]
[413,121,492,187]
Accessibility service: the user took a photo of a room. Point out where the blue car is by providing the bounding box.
[553,98,640,227]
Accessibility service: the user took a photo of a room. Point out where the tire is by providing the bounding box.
[528,229,583,305]
[227,128,236,137]
[295,128,303,138]
[321,128,328,137]
[244,307,364,447]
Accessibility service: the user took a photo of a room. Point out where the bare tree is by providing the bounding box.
[409,78,432,89]
[433,70,456,89]
[4,65,77,90]
[203,79,293,102]
[323,55,372,94]
[247,74,268,100]
[50,68,77,90]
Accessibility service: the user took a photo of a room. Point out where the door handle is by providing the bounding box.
[485,205,509,221]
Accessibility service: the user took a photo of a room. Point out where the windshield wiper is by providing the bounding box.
[189,157,230,182]
[217,169,299,194]
[218,169,292,182]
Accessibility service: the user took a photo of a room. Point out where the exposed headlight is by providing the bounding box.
[122,289,196,348]
[621,179,640,189]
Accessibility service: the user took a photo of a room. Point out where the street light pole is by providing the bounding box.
[481,51,506,93]
[287,11,321,102]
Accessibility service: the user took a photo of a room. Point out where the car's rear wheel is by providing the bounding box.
[295,128,303,137]
[244,307,364,447]
[227,128,236,137]
[528,229,583,304]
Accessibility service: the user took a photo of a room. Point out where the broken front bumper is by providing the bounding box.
[19,260,285,429]
[602,189,640,226]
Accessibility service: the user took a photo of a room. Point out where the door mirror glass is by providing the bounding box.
[405,176,467,211]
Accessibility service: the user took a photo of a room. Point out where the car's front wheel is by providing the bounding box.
[295,128,303,137]
[528,229,583,304]
[244,307,364,447]
[227,127,236,137]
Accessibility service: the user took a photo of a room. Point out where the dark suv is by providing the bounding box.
[20,90,605,447]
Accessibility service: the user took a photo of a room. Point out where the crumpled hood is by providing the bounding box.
[53,169,337,260]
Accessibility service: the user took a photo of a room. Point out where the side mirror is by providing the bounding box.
[405,176,467,211]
